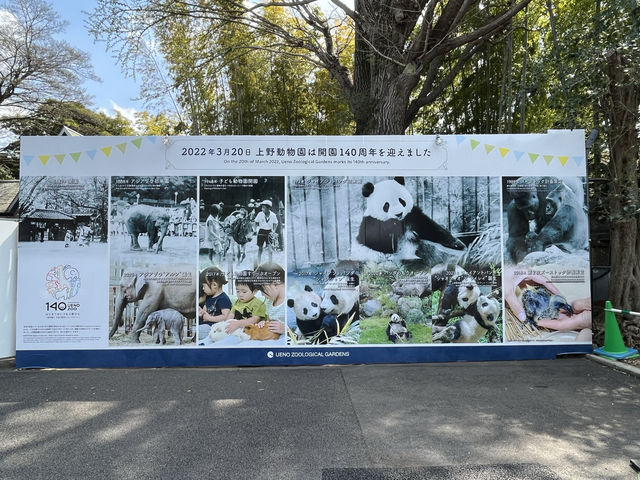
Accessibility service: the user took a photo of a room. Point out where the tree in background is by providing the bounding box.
[0,0,96,110]
[0,100,135,178]
[99,4,353,136]
[88,0,532,134]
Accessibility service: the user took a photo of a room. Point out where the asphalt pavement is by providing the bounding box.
[0,356,638,480]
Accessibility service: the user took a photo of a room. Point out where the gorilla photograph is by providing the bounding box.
[501,176,591,345]
[502,176,589,266]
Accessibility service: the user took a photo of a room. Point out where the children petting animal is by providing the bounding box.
[197,266,286,345]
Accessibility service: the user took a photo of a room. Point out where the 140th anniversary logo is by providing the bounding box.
[45,264,81,312]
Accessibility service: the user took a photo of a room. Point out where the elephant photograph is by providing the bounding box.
[108,263,197,345]
[110,176,198,263]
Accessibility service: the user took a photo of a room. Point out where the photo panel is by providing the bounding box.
[108,176,198,346]
[196,262,287,347]
[287,175,503,345]
[501,176,591,343]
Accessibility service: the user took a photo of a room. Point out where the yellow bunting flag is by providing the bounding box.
[55,154,65,164]
[484,144,495,154]
[543,155,554,165]
[116,143,127,154]
[470,139,480,150]
[131,138,143,149]
[499,147,510,158]
[70,152,81,162]
[558,156,569,166]
[528,153,539,164]
[101,146,112,158]
[39,155,50,165]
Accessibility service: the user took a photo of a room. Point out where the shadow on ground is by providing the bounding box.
[0,358,637,479]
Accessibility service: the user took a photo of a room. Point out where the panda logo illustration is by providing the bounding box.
[354,177,466,262]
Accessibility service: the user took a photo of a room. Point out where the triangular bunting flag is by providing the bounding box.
[23,155,34,165]
[101,146,112,158]
[148,136,157,144]
[558,156,569,166]
[39,155,50,165]
[55,154,65,164]
[543,155,554,165]
[456,135,466,145]
[572,156,584,166]
[131,138,143,149]
[528,153,539,164]
[70,152,81,162]
[499,147,510,158]
[484,144,495,154]
[470,139,480,150]
[87,150,97,160]
[513,151,524,161]
[116,143,127,154]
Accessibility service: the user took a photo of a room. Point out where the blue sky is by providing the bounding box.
[52,0,145,121]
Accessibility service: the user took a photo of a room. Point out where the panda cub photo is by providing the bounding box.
[287,271,359,344]
[354,177,466,262]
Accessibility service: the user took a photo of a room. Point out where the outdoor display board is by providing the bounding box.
[16,133,592,368]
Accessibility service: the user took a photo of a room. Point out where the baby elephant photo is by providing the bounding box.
[136,308,185,345]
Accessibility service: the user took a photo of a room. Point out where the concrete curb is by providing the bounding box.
[586,353,640,378]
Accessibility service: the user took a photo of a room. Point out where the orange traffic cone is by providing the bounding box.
[594,301,638,359]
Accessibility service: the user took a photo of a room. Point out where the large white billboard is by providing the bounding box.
[16,133,592,367]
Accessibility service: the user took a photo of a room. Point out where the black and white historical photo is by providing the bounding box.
[287,175,502,270]
[19,176,109,249]
[199,176,285,272]
[110,176,198,263]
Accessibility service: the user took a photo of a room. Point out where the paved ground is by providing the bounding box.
[0,356,638,480]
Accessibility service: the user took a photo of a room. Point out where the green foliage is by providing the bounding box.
[135,111,183,136]
[0,100,135,138]
[378,293,398,312]
[0,100,135,178]
[362,260,408,290]
[95,3,353,135]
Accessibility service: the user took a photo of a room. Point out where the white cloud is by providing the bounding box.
[108,100,141,133]
[110,100,138,123]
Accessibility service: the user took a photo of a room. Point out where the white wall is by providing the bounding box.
[0,219,17,358]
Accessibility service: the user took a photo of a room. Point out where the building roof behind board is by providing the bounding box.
[25,209,75,221]
[58,126,83,136]
[0,180,19,217]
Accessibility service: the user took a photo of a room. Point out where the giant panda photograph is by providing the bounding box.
[286,268,360,345]
[286,175,503,345]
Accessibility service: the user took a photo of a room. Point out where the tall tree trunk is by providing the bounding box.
[352,59,416,135]
[606,50,640,349]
